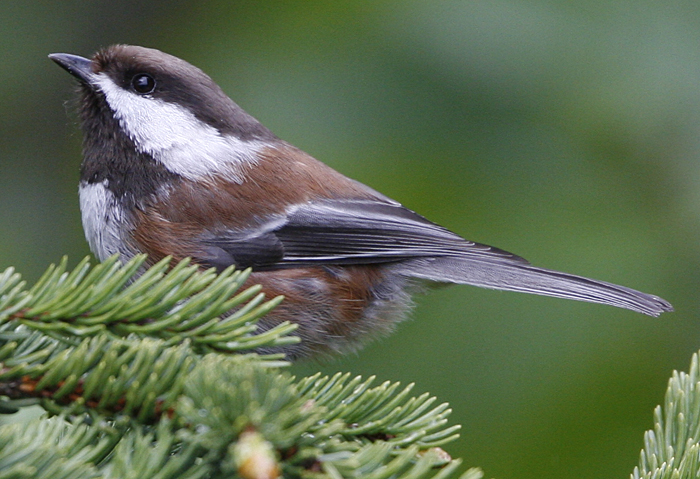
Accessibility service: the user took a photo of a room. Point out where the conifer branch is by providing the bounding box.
[0,416,210,479]
[0,257,476,479]
[0,255,298,354]
[0,416,107,479]
[178,355,462,476]
[5,256,692,478]
[1,347,469,478]
[632,350,700,479]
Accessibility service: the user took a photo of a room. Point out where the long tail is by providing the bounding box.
[396,256,673,317]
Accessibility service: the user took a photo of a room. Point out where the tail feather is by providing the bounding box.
[395,256,673,317]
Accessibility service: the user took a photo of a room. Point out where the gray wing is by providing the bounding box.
[199,199,527,268]
[199,198,673,317]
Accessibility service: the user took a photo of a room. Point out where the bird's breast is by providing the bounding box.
[78,180,135,261]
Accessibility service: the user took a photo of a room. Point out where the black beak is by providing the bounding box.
[49,53,94,84]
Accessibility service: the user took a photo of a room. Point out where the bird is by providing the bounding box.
[49,45,673,359]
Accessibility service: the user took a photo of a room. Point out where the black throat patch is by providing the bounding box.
[78,85,179,210]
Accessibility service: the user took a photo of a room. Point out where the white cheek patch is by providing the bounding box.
[79,181,134,261]
[94,74,261,183]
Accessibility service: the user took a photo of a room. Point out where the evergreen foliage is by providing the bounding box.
[632,352,700,479]
[0,256,481,479]
[3,255,693,478]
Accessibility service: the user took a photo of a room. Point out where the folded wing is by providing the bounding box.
[199,198,673,317]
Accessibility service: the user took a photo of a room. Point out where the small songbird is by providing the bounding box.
[50,45,672,359]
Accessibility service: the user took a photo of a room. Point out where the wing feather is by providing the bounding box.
[201,199,527,269]
[196,198,672,317]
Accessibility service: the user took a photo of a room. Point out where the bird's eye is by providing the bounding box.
[131,73,156,94]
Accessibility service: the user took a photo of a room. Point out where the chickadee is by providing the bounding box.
[50,45,672,359]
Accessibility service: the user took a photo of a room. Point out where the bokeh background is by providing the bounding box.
[2,1,699,477]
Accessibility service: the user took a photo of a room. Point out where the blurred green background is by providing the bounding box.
[2,1,699,477]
